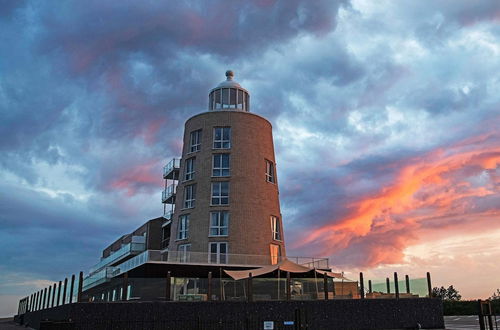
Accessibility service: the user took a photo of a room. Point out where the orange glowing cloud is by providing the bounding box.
[297,133,500,267]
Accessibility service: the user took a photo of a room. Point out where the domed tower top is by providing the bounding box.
[208,70,250,112]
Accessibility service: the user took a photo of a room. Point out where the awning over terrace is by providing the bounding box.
[224,259,347,281]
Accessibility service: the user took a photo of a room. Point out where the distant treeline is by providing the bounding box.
[443,300,500,315]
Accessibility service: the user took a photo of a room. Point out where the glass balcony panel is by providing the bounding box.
[163,158,180,179]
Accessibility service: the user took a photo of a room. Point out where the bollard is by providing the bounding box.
[286,272,291,301]
[165,271,171,301]
[394,272,399,299]
[121,272,128,301]
[62,278,68,305]
[426,272,432,298]
[207,272,212,301]
[359,272,365,299]
[69,274,75,303]
[247,272,253,302]
[405,275,410,294]
[77,272,83,303]
[386,277,390,294]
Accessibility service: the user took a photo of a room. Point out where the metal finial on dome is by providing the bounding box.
[225,70,234,80]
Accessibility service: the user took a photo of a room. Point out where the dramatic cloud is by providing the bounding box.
[1,0,499,315]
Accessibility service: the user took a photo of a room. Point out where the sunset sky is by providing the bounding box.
[1,0,500,316]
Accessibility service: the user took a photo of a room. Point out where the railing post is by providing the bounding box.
[386,277,390,294]
[165,271,171,301]
[286,272,291,301]
[247,272,253,302]
[77,272,83,302]
[426,272,432,298]
[62,278,68,304]
[359,272,365,299]
[57,280,62,306]
[405,275,410,294]
[207,272,212,301]
[69,274,75,303]
[323,273,328,300]
[121,272,128,301]
[394,272,399,299]
[52,283,57,307]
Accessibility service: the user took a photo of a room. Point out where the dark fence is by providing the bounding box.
[22,298,444,330]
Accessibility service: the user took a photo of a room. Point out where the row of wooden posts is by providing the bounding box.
[18,270,434,314]
[17,272,84,315]
[358,271,433,298]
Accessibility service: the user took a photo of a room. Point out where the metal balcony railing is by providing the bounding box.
[163,158,180,179]
[161,184,176,203]
[89,240,146,274]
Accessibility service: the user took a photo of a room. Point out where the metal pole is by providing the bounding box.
[207,272,212,301]
[323,273,328,300]
[386,278,390,294]
[37,290,42,310]
[394,272,399,299]
[426,272,432,298]
[77,272,83,303]
[48,286,52,308]
[69,274,75,303]
[52,283,57,307]
[57,281,62,306]
[62,278,68,305]
[286,272,291,301]
[121,272,128,301]
[405,275,410,294]
[166,271,171,301]
[359,272,365,299]
[42,288,47,309]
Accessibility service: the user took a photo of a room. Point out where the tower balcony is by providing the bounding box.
[163,158,180,180]
[161,184,176,204]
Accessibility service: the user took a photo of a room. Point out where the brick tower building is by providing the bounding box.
[163,71,285,265]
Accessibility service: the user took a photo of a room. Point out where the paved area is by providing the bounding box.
[444,315,500,330]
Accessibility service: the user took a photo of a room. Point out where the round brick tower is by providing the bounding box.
[168,71,286,265]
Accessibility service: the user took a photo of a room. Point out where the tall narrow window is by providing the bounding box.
[184,158,195,181]
[213,127,231,149]
[209,242,228,264]
[211,182,229,205]
[266,160,275,183]
[177,215,189,240]
[178,244,191,263]
[190,129,202,153]
[184,184,196,209]
[210,211,229,236]
[271,216,281,241]
[212,154,230,177]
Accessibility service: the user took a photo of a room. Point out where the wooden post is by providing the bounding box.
[332,278,336,297]
[405,275,410,294]
[28,294,32,312]
[121,272,128,301]
[69,274,75,303]
[42,288,47,309]
[394,272,399,299]
[57,280,62,306]
[48,286,52,309]
[38,290,42,310]
[62,278,68,305]
[247,272,253,302]
[286,272,291,301]
[359,272,365,299]
[207,272,212,301]
[77,272,83,303]
[52,283,57,307]
[478,299,486,330]
[386,277,390,294]
[426,272,432,298]
[368,280,372,294]
[165,271,171,301]
[323,273,329,300]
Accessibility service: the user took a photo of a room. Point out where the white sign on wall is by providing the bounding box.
[263,321,274,329]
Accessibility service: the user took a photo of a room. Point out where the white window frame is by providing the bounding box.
[208,242,228,264]
[211,181,229,205]
[189,129,201,153]
[212,154,230,177]
[266,160,275,183]
[183,184,196,209]
[209,211,229,236]
[178,244,191,263]
[184,157,195,181]
[271,216,281,241]
[177,215,189,240]
[213,127,231,149]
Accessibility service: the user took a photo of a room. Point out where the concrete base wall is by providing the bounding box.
[20,298,444,329]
